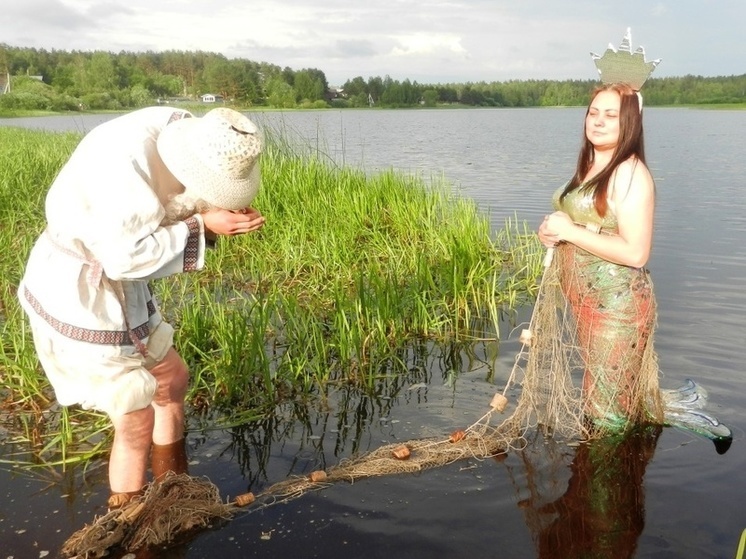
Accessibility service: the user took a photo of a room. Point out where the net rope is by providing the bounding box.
[61,245,677,557]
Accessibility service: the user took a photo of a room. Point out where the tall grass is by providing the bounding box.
[0,129,80,404]
[0,124,543,464]
[0,128,113,465]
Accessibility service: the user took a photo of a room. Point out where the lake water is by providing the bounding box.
[1,108,745,558]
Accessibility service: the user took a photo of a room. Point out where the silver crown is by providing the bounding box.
[591,28,660,90]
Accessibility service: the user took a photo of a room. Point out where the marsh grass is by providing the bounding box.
[0,124,542,466]
[0,128,114,466]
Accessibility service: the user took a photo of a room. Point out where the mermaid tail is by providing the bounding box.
[661,379,733,454]
[661,378,707,409]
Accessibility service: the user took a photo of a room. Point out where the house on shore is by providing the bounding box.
[200,93,225,103]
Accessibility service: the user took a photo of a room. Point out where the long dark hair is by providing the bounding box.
[560,83,647,217]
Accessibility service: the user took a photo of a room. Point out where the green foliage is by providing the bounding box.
[293,69,327,102]
[345,92,370,108]
[265,76,296,108]
[85,51,118,91]
[0,91,52,111]
[0,75,81,112]
[342,74,746,108]
[0,129,94,463]
[0,125,542,456]
[298,99,330,109]
[80,91,123,110]
[422,89,438,107]
[1,43,744,113]
[129,84,154,107]
[201,56,262,101]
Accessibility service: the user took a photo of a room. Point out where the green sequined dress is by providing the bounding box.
[551,185,661,430]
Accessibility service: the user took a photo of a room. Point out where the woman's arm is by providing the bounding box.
[542,160,655,268]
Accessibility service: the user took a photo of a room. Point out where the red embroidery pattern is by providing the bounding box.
[184,216,200,271]
[23,286,156,347]
[167,111,192,124]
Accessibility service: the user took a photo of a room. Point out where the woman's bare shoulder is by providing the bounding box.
[613,157,654,201]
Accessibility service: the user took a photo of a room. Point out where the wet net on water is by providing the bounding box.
[63,245,725,558]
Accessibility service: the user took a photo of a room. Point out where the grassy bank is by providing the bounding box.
[0,125,542,466]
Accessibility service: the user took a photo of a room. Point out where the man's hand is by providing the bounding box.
[201,206,265,238]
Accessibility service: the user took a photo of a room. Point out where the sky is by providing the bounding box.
[2,0,744,86]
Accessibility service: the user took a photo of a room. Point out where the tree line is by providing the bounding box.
[1,44,744,112]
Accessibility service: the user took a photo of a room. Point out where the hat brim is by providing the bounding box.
[157,117,260,210]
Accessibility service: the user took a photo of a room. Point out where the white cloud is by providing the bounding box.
[390,34,468,57]
[651,3,668,17]
[1,0,743,84]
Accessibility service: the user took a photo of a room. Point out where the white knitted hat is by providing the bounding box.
[157,108,262,210]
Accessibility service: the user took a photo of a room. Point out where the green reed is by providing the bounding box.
[0,128,116,465]
[0,128,80,402]
[0,124,543,464]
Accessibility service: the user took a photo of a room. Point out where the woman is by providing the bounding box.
[538,83,662,432]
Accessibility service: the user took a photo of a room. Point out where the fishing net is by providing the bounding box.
[510,242,664,439]
[62,474,233,557]
[63,243,728,558]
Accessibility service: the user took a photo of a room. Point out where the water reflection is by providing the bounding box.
[513,426,661,559]
[4,108,744,557]
[188,336,499,494]
[1,334,504,557]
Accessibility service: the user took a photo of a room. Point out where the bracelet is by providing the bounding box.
[585,223,601,234]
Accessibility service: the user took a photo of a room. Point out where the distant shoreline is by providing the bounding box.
[3,102,745,120]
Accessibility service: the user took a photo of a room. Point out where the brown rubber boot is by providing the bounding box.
[107,489,143,511]
[150,438,189,481]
